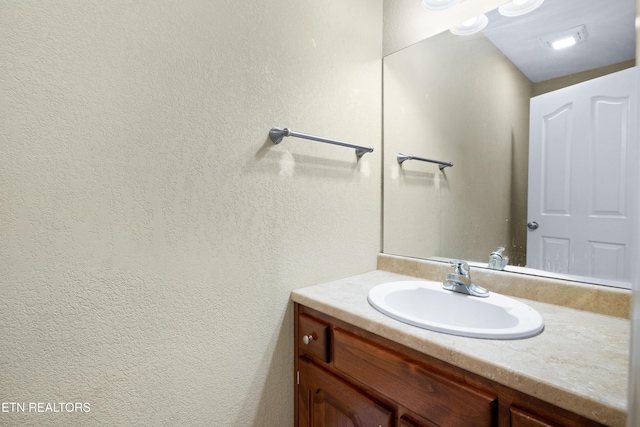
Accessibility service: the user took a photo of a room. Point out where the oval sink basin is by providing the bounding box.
[368,280,544,339]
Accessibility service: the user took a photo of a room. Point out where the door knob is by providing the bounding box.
[302,334,315,345]
[527,221,539,230]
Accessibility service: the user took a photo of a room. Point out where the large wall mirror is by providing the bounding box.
[383,0,637,288]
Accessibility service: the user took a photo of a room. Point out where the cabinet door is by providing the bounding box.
[298,359,393,427]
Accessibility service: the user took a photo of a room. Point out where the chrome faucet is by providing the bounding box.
[488,247,509,270]
[443,260,489,298]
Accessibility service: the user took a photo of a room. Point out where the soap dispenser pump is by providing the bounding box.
[488,247,509,270]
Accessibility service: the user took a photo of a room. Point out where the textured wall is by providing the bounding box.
[383,31,531,266]
[0,1,382,425]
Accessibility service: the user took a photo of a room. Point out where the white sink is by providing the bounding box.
[367,280,544,339]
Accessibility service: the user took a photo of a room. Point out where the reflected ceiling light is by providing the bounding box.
[541,25,588,50]
[450,14,489,36]
[422,0,462,11]
[499,0,544,17]
[551,36,576,50]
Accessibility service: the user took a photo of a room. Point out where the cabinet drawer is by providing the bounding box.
[333,328,497,427]
[298,314,330,363]
[510,406,561,427]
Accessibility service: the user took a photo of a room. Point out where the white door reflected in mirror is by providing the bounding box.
[527,67,637,282]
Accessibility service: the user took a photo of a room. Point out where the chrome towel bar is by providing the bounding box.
[269,127,374,158]
[397,153,453,170]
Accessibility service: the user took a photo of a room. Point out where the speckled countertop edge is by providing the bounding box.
[291,270,629,427]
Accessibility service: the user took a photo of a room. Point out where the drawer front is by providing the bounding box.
[510,406,561,427]
[298,314,330,363]
[333,328,497,427]
[400,416,432,427]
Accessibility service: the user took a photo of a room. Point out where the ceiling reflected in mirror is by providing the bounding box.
[498,0,545,17]
[422,0,463,12]
[481,0,635,82]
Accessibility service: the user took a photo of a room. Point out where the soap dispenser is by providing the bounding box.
[488,247,509,270]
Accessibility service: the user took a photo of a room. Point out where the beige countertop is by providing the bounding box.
[291,269,630,426]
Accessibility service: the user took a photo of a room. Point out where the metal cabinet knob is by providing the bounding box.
[302,334,314,345]
[527,221,539,230]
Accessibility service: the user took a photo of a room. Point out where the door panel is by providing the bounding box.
[591,96,629,217]
[527,67,637,282]
[540,236,570,273]
[589,241,625,278]
[541,104,573,215]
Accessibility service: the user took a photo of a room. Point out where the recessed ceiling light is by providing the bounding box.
[450,14,489,36]
[422,0,462,12]
[499,0,544,17]
[540,25,588,50]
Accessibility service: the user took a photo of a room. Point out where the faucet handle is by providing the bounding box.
[449,260,470,277]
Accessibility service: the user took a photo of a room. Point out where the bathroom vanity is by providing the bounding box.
[292,256,629,426]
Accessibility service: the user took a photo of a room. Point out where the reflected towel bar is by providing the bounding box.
[269,127,374,158]
[397,153,453,170]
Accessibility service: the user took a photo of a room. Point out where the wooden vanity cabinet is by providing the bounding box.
[294,304,606,427]
[298,358,394,427]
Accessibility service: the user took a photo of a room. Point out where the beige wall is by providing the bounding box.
[383,31,531,266]
[532,59,636,97]
[0,1,382,425]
